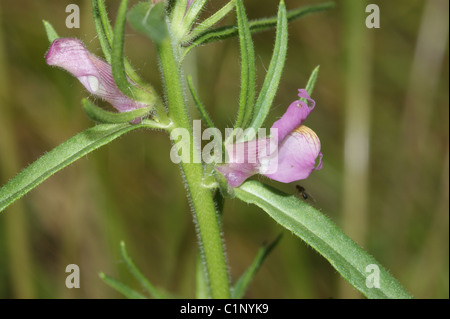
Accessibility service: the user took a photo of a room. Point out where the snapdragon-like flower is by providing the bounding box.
[45,38,147,113]
[216,89,323,187]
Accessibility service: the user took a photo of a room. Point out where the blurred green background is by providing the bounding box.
[0,0,448,298]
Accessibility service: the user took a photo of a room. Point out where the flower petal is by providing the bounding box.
[263,125,322,183]
[216,137,277,187]
[271,89,315,142]
[45,38,147,113]
[216,162,259,188]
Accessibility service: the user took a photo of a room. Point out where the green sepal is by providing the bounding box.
[42,20,59,43]
[82,98,154,124]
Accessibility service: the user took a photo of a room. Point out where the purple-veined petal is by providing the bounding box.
[271,89,315,142]
[45,38,147,113]
[263,125,322,183]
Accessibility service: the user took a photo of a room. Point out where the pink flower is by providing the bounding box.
[45,38,147,113]
[216,89,323,187]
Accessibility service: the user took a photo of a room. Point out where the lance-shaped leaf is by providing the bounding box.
[234,0,256,130]
[187,0,236,43]
[184,2,335,54]
[234,180,413,299]
[0,122,162,213]
[244,0,288,142]
[91,0,156,94]
[112,0,156,107]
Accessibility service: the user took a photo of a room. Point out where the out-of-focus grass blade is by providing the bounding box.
[120,242,165,299]
[99,272,147,299]
[232,234,282,299]
[234,0,256,129]
[128,2,168,45]
[234,180,413,299]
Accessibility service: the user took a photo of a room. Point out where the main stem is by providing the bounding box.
[157,38,230,298]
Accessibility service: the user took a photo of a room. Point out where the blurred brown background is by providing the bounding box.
[0,0,448,298]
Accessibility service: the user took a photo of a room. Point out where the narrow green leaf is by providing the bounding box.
[99,272,147,299]
[112,0,160,109]
[92,0,166,121]
[92,0,149,89]
[184,2,335,52]
[42,20,59,43]
[232,234,282,299]
[128,2,169,45]
[186,75,215,129]
[234,180,413,299]
[112,0,141,100]
[183,0,208,29]
[187,0,236,42]
[96,0,114,43]
[82,99,155,124]
[244,0,288,141]
[91,0,113,62]
[234,0,256,129]
[120,242,165,299]
[0,122,153,213]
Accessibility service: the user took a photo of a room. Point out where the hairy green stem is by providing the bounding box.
[157,37,230,299]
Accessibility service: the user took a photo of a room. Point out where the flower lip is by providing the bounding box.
[216,89,322,187]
